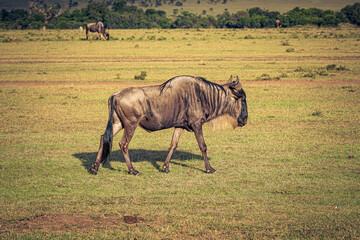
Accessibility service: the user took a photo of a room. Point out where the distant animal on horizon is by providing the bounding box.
[91,75,248,175]
[85,22,109,40]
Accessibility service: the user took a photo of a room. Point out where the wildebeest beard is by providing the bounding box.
[92,75,247,176]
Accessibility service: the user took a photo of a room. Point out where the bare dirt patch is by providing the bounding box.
[2,214,143,234]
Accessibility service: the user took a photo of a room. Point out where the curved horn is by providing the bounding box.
[236,76,242,88]
[234,76,239,85]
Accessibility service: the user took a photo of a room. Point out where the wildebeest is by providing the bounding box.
[86,22,109,40]
[91,75,248,175]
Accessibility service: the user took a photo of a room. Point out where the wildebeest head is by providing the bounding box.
[104,31,110,40]
[225,75,248,127]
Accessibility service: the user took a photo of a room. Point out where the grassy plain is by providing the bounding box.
[0,25,360,239]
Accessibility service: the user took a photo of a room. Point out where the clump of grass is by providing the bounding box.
[326,64,337,70]
[256,73,285,81]
[281,40,290,46]
[326,64,349,71]
[295,66,306,72]
[296,64,349,80]
[311,111,322,117]
[279,73,288,78]
[244,35,255,39]
[257,73,271,81]
[286,48,295,52]
[134,71,147,80]
[303,72,316,78]
[315,69,329,76]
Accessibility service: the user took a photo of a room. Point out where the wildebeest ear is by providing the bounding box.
[229,76,241,89]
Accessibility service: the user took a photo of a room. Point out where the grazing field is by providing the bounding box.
[0,26,359,239]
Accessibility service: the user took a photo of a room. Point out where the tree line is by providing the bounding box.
[0,0,359,30]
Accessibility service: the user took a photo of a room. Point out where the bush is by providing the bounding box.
[326,64,349,71]
[303,72,316,78]
[134,71,147,80]
[281,40,290,46]
[326,64,337,70]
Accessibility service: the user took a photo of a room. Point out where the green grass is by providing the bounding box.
[1,26,359,84]
[0,27,359,239]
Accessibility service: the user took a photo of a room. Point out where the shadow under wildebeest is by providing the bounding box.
[73,149,205,174]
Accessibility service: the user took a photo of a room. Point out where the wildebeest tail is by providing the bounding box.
[101,96,114,163]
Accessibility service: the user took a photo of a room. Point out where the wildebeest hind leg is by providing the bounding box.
[163,128,183,173]
[92,122,122,174]
[119,125,139,175]
[193,124,216,173]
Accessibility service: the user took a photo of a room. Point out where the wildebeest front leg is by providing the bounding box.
[163,128,184,173]
[119,125,140,175]
[100,33,107,40]
[193,124,216,173]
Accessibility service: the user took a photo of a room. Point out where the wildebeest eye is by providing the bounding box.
[231,88,245,100]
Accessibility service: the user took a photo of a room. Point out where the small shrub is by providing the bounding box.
[303,72,316,78]
[281,40,290,46]
[295,66,306,72]
[311,111,322,117]
[257,73,271,81]
[326,64,337,70]
[134,71,147,80]
[280,73,288,78]
[337,65,348,71]
[316,69,329,76]
[326,64,348,71]
[286,48,295,52]
[244,35,255,39]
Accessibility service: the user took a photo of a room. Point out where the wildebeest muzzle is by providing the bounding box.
[237,94,248,127]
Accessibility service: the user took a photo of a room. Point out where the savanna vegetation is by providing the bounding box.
[0,26,359,239]
[1,0,360,29]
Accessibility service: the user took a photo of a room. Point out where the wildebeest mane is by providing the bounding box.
[159,75,225,95]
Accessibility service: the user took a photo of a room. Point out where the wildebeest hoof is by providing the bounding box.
[206,168,216,173]
[129,169,140,176]
[91,168,98,175]
[162,165,170,173]
[91,163,99,175]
